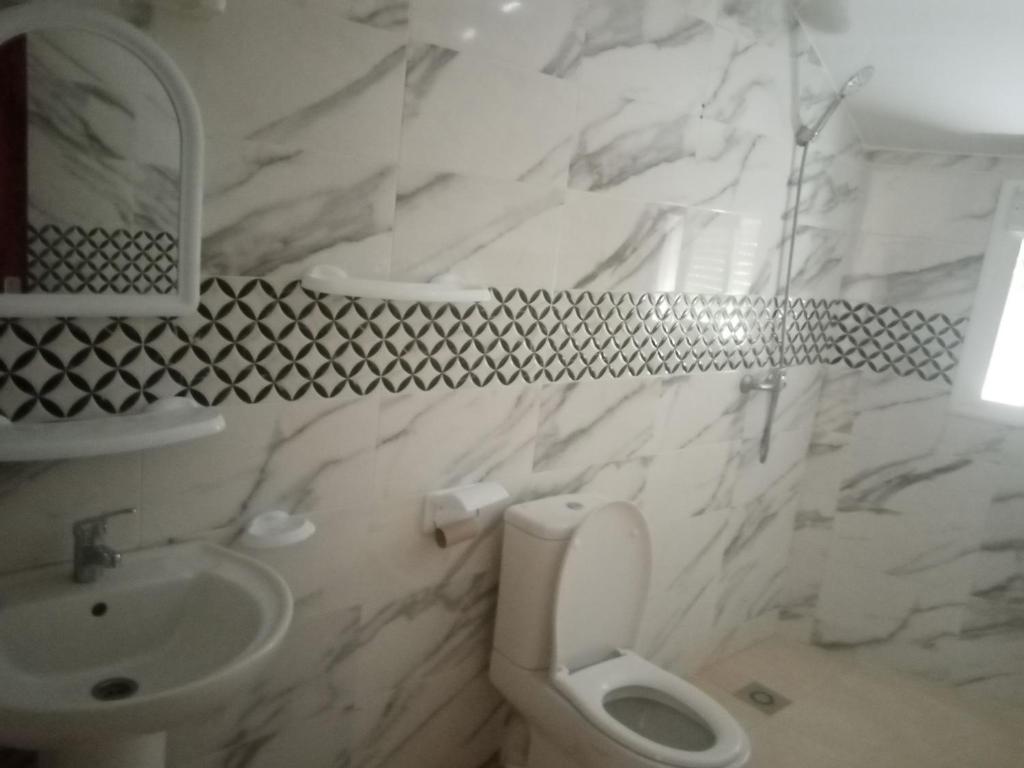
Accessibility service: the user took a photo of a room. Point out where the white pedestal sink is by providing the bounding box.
[0,543,293,768]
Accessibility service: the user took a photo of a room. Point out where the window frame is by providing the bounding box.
[951,180,1024,425]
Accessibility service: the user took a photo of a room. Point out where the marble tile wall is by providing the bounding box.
[0,0,870,765]
[783,148,1024,706]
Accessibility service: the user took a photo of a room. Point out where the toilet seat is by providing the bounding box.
[553,651,750,768]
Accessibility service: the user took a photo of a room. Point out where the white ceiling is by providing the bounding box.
[800,0,1024,156]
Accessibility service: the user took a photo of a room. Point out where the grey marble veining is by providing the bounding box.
[203,140,396,279]
[392,166,564,288]
[577,0,717,112]
[840,236,984,318]
[402,43,576,185]
[533,378,659,472]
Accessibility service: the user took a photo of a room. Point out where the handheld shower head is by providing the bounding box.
[796,64,874,145]
[840,65,875,96]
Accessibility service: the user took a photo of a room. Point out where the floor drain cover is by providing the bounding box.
[91,677,139,702]
[734,681,791,715]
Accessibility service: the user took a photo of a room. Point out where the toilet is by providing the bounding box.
[489,495,750,768]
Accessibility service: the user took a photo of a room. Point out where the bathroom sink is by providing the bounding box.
[0,542,293,751]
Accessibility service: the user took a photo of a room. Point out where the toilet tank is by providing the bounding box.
[492,495,607,671]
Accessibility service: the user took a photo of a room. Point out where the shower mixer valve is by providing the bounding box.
[740,369,787,394]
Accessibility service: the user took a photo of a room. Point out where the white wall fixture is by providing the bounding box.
[0,397,225,461]
[952,180,1024,424]
[148,0,227,16]
[0,2,204,317]
[240,510,316,549]
[423,482,509,548]
[302,264,495,305]
[0,542,292,768]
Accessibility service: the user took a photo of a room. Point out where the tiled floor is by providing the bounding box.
[693,637,1024,768]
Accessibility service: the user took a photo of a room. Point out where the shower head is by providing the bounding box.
[796,64,875,145]
[839,66,875,96]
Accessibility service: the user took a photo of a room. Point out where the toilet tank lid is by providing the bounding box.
[504,494,613,540]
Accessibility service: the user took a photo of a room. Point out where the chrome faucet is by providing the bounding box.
[72,509,134,584]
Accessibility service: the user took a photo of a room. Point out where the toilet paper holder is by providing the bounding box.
[423,482,509,548]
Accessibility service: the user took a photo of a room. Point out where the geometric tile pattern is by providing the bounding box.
[24,224,178,295]
[828,300,968,384]
[0,277,833,421]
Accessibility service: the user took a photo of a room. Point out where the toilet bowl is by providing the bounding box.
[489,495,750,768]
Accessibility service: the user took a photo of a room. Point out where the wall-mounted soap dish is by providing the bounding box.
[301,264,494,305]
[0,397,225,461]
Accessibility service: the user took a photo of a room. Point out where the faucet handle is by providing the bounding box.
[72,508,137,539]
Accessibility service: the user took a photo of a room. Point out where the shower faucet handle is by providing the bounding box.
[72,508,137,541]
[740,369,786,394]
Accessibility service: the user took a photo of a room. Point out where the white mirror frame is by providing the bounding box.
[0,2,203,317]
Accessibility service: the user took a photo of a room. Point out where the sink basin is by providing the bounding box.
[0,542,292,762]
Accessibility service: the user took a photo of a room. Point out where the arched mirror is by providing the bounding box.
[0,2,202,317]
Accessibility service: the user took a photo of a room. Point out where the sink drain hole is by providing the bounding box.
[91,677,139,702]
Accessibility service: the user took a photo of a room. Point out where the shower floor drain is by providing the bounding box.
[91,677,139,702]
[734,682,791,715]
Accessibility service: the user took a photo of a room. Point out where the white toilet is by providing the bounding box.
[489,495,751,768]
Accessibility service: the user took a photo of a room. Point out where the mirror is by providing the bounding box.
[0,3,202,317]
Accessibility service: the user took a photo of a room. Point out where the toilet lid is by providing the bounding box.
[552,501,651,672]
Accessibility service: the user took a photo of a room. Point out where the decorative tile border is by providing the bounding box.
[0,277,833,421]
[0,279,967,422]
[827,301,967,383]
[25,224,178,295]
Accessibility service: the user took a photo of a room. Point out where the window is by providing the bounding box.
[952,181,1024,423]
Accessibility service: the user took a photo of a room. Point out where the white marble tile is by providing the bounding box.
[841,234,983,317]
[846,370,952,466]
[716,0,787,41]
[342,0,411,30]
[568,91,708,204]
[340,567,496,700]
[861,165,1004,249]
[703,26,791,141]
[653,370,746,451]
[717,429,806,647]
[352,666,506,768]
[0,455,141,574]
[391,165,564,289]
[971,466,1024,606]
[576,0,716,111]
[555,193,765,294]
[698,118,791,216]
[203,138,395,279]
[785,225,850,300]
[409,0,583,76]
[570,91,790,216]
[140,396,379,544]
[644,438,740,520]
[814,561,919,648]
[533,377,659,472]
[734,419,811,506]
[195,0,407,156]
[517,456,652,506]
[947,599,1024,706]
[794,152,866,234]
[401,43,576,184]
[715,491,796,649]
[780,520,833,621]
[639,506,732,673]
[374,384,538,499]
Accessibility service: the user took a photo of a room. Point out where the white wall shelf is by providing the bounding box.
[0,398,226,462]
[301,265,494,305]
